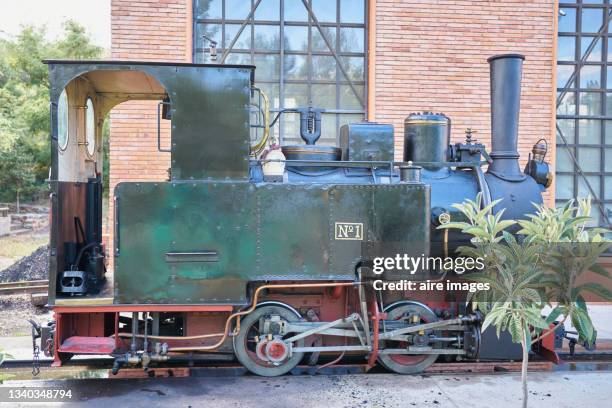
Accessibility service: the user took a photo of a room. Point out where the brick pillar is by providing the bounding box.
[107,0,191,267]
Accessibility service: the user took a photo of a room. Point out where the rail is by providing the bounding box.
[0,280,49,296]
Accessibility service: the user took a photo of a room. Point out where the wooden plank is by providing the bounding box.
[110,367,190,379]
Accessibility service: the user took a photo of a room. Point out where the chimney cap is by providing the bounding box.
[487,53,525,63]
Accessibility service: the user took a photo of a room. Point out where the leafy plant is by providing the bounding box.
[0,347,14,382]
[440,193,610,408]
[517,198,612,347]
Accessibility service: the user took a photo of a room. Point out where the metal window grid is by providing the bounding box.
[557,1,612,228]
[192,0,368,145]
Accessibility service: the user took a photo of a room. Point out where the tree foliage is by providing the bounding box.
[440,194,611,408]
[0,21,103,202]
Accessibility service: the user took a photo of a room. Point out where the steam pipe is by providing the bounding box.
[487,54,526,181]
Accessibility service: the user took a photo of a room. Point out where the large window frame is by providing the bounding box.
[193,0,368,146]
[557,1,612,229]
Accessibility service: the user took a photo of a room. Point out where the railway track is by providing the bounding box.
[0,280,49,296]
[2,352,611,381]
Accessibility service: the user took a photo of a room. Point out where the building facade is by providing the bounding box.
[557,1,611,229]
[108,0,575,245]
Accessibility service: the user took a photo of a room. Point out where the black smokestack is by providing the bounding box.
[487,54,526,181]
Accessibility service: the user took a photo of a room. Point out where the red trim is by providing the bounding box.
[367,299,386,369]
[52,311,62,367]
[534,323,561,365]
[59,336,116,354]
[53,305,233,313]
[114,312,120,349]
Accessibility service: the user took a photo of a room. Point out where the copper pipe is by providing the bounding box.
[117,282,357,352]
[317,286,349,370]
[317,351,345,371]
[118,332,225,341]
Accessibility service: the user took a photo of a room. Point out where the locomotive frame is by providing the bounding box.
[33,54,554,376]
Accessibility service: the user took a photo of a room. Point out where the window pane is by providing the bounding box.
[225,52,251,65]
[284,54,308,79]
[606,121,612,144]
[57,89,69,150]
[339,113,364,129]
[256,82,280,109]
[557,65,575,88]
[226,0,251,20]
[312,0,336,23]
[577,147,601,171]
[557,119,575,144]
[339,85,364,109]
[582,8,603,34]
[284,0,308,22]
[283,112,301,144]
[581,37,602,62]
[284,83,308,108]
[606,148,612,171]
[605,177,612,200]
[579,119,601,144]
[557,36,575,61]
[225,24,252,49]
[556,175,574,200]
[85,98,95,157]
[284,26,308,51]
[312,27,336,52]
[558,7,576,32]
[199,23,222,47]
[196,0,222,19]
[577,175,600,199]
[341,56,365,81]
[312,55,336,80]
[556,146,574,172]
[341,0,365,23]
[312,84,336,109]
[584,206,600,227]
[340,28,365,53]
[579,92,601,116]
[254,54,280,80]
[601,88,612,112]
[254,25,280,50]
[557,92,576,115]
[255,0,280,20]
[580,65,601,88]
[608,67,612,89]
[319,114,338,145]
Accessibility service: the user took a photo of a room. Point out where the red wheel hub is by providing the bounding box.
[265,339,289,363]
[266,341,287,360]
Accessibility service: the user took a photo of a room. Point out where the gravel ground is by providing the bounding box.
[0,296,50,337]
[0,245,48,283]
[2,371,611,407]
[0,239,50,337]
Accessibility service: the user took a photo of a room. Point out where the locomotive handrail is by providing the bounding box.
[252,159,488,169]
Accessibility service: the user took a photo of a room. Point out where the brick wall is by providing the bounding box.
[108,0,557,248]
[107,0,190,258]
[372,0,556,203]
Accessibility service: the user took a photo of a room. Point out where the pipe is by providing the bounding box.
[487,54,526,181]
[130,312,138,354]
[116,282,358,352]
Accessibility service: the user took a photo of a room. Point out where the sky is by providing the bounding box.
[0,0,111,48]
